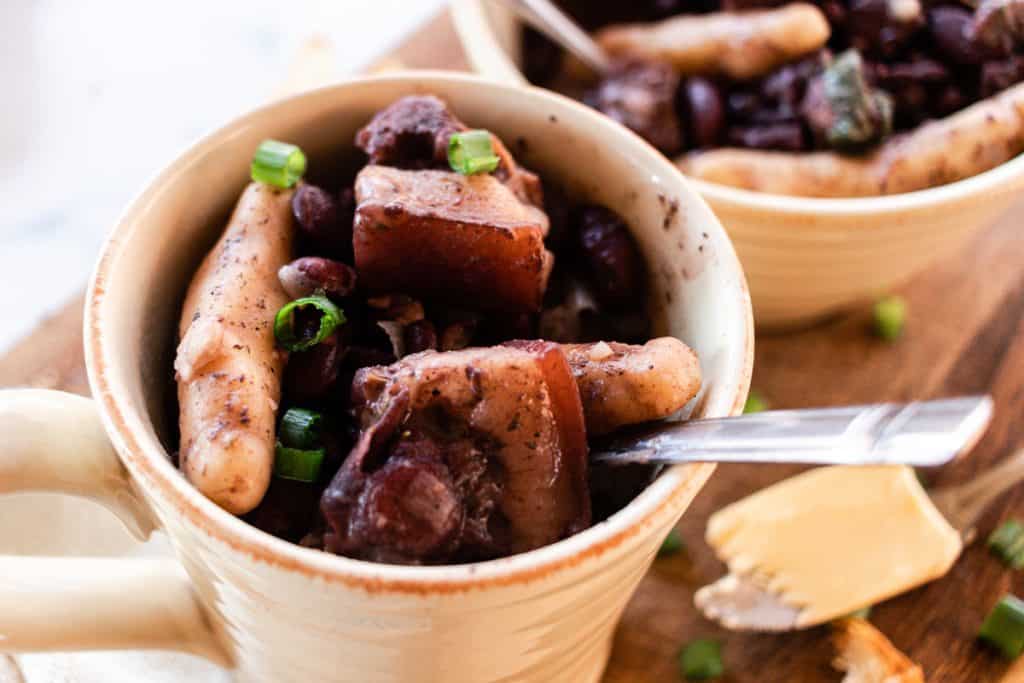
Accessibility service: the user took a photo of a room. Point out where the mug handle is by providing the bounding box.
[0,389,229,665]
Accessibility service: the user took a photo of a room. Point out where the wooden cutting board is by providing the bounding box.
[3,9,1024,683]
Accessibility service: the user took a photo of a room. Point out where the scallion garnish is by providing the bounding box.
[274,442,325,483]
[251,140,307,188]
[989,520,1024,570]
[979,595,1024,659]
[679,638,724,680]
[659,528,684,557]
[873,295,906,341]
[743,390,768,414]
[273,295,345,352]
[279,408,323,450]
[448,130,500,175]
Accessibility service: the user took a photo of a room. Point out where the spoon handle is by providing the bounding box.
[592,396,993,467]
[500,0,611,74]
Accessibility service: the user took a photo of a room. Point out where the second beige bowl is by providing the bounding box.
[452,0,1024,327]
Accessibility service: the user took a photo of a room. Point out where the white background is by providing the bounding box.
[0,0,445,353]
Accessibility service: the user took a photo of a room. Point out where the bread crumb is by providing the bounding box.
[833,618,924,683]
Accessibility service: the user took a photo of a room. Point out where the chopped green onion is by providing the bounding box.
[448,130,500,175]
[979,595,1024,659]
[743,390,768,414]
[274,442,325,482]
[279,408,323,450]
[659,528,684,557]
[989,520,1024,570]
[679,639,724,680]
[251,139,307,188]
[848,606,872,620]
[873,295,906,341]
[274,295,345,352]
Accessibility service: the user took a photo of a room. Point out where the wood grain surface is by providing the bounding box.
[2,9,1023,683]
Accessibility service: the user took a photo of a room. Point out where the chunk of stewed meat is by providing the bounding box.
[561,338,702,436]
[354,165,553,312]
[277,257,357,301]
[291,185,354,260]
[584,60,684,154]
[355,95,544,207]
[320,341,591,563]
[355,94,467,168]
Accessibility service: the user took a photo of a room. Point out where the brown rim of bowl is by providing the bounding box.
[83,72,754,595]
[449,0,1024,211]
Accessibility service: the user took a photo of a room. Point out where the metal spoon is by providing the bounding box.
[497,0,611,75]
[593,395,993,468]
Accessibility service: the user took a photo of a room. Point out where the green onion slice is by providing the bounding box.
[448,130,500,175]
[658,528,684,557]
[873,295,906,341]
[274,296,345,352]
[743,390,768,414]
[251,139,307,188]
[679,638,724,680]
[989,520,1024,570]
[274,442,325,483]
[979,595,1024,659]
[279,408,323,450]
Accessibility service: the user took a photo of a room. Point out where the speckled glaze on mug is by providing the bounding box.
[0,73,752,682]
[451,0,1024,328]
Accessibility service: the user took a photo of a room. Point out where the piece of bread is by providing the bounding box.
[832,618,924,683]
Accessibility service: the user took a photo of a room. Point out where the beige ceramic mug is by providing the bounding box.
[0,73,752,682]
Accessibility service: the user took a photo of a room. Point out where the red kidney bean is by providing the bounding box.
[584,60,684,154]
[283,332,344,404]
[576,206,645,310]
[278,257,357,301]
[847,0,924,57]
[350,451,463,560]
[403,320,438,354]
[760,52,828,107]
[292,184,353,259]
[681,77,725,148]
[929,6,986,64]
[727,123,807,151]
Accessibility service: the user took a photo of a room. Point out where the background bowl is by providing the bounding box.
[451,0,1024,327]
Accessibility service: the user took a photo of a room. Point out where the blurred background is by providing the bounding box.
[0,0,444,352]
